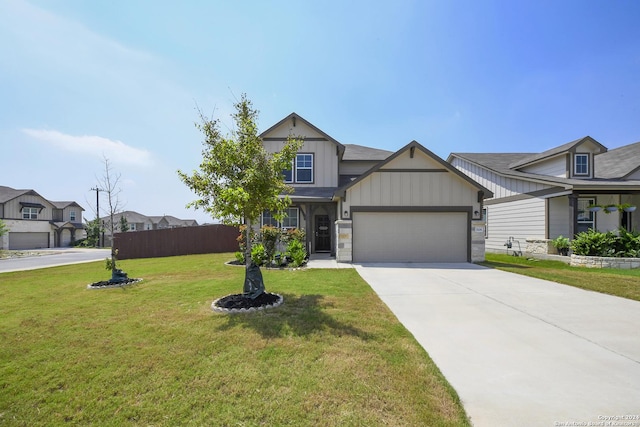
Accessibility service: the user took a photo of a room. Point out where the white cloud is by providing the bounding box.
[22,129,152,167]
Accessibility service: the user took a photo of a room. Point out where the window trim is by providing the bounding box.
[282,160,294,183]
[294,153,314,184]
[261,207,299,229]
[22,207,39,220]
[574,153,589,176]
[577,197,596,229]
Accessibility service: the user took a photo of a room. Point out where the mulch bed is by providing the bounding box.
[86,278,142,289]
[212,292,283,314]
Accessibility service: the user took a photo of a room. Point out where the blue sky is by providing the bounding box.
[2,0,639,224]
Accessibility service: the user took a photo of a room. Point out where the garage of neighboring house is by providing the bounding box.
[336,141,492,263]
[8,232,49,250]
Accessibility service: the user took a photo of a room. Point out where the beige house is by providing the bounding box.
[260,113,493,263]
[0,185,85,249]
[448,137,640,254]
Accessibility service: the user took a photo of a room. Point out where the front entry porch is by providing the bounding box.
[296,202,338,256]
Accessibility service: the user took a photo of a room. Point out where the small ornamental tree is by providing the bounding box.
[119,216,130,233]
[178,94,303,299]
[0,219,8,250]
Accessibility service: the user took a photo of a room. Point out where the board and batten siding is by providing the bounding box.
[485,197,546,252]
[450,158,552,200]
[343,148,481,212]
[262,119,339,188]
[520,156,567,178]
[344,171,478,211]
[3,196,54,220]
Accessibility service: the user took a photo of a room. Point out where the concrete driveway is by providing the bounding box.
[355,263,640,427]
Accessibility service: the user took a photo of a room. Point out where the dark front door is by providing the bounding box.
[315,215,331,252]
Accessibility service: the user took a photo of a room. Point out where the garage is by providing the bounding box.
[9,232,49,250]
[353,211,469,263]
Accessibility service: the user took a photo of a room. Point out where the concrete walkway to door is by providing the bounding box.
[354,263,640,427]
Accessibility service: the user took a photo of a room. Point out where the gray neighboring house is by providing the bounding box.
[448,137,640,254]
[0,185,85,250]
[101,210,199,246]
[260,113,492,263]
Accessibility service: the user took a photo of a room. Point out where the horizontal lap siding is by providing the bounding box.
[486,198,546,252]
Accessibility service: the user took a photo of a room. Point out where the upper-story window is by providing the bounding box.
[70,210,76,221]
[22,207,38,220]
[574,154,589,176]
[282,154,314,184]
[295,154,313,183]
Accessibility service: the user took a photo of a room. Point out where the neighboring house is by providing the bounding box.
[101,211,199,246]
[0,185,85,250]
[260,113,493,263]
[448,137,640,254]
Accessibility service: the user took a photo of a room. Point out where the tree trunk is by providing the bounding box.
[242,218,265,299]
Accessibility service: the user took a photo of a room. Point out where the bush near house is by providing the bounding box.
[570,228,640,257]
[235,226,307,267]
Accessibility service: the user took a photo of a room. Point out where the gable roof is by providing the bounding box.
[342,144,393,161]
[50,201,84,210]
[337,140,493,198]
[0,186,42,203]
[594,141,640,179]
[508,136,606,169]
[260,112,346,156]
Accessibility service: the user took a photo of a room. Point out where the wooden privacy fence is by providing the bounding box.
[113,224,239,260]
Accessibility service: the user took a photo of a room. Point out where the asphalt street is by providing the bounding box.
[0,248,111,273]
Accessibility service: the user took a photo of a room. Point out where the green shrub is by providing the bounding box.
[287,240,307,267]
[251,243,266,266]
[613,228,640,257]
[234,251,245,264]
[260,225,280,265]
[570,228,640,257]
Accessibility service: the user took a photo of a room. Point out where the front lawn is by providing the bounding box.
[0,254,469,426]
[482,253,640,302]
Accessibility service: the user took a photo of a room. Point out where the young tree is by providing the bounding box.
[178,94,302,299]
[0,219,9,250]
[84,218,101,247]
[97,156,127,281]
[119,216,130,233]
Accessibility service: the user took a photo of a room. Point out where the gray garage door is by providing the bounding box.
[353,212,468,263]
[9,232,49,250]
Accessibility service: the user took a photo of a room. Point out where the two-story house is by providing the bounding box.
[100,211,199,246]
[260,113,492,263]
[0,185,85,249]
[448,137,640,254]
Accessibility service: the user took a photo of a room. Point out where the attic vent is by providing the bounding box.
[292,116,296,127]
[410,146,415,158]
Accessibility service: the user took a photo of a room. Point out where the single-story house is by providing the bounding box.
[447,137,640,254]
[260,113,493,263]
[0,185,85,250]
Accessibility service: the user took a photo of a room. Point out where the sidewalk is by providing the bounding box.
[306,253,353,269]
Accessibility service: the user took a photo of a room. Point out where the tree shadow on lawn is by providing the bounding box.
[215,293,373,340]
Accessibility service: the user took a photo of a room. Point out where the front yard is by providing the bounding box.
[483,253,640,302]
[0,253,469,426]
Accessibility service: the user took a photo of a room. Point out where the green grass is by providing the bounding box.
[482,253,640,301]
[0,254,469,426]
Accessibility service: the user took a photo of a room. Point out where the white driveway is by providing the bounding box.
[355,263,640,427]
